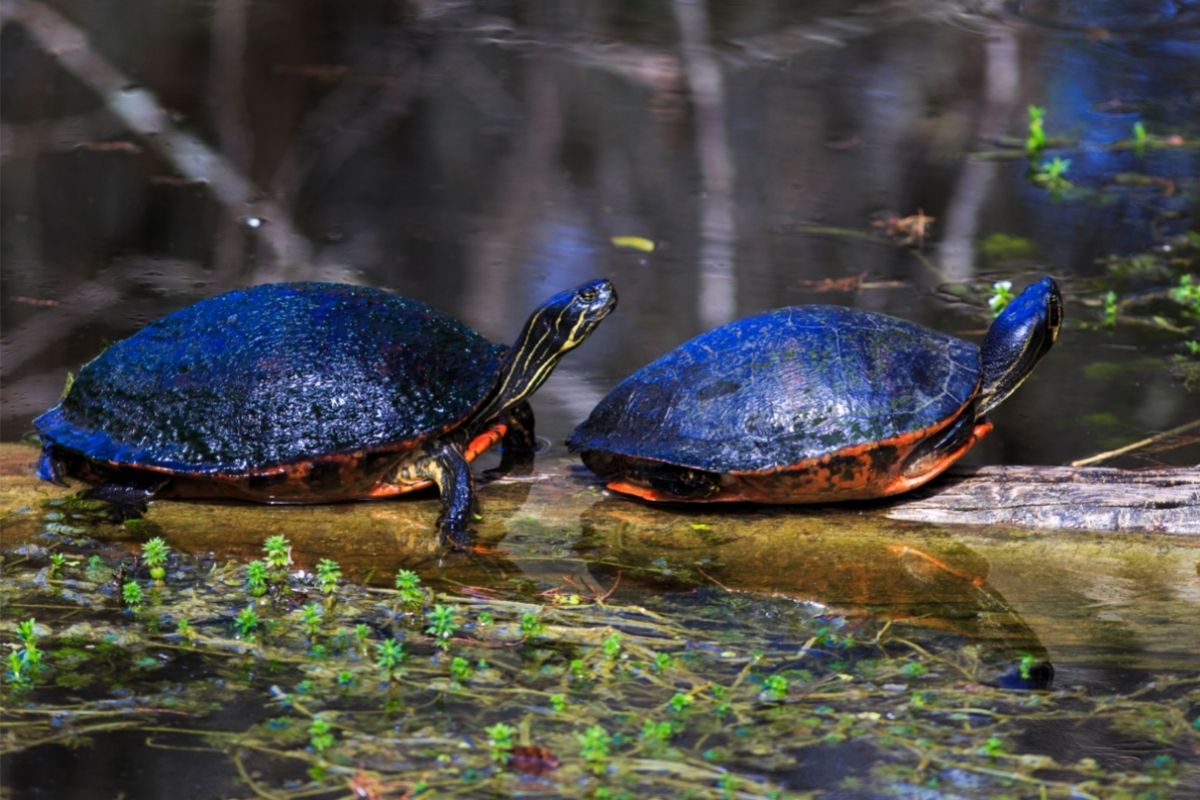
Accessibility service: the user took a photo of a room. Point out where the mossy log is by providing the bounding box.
[887,464,1200,534]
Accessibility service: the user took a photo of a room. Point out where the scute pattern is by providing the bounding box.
[568,306,980,472]
[36,283,504,473]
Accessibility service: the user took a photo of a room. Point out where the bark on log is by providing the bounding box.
[887,465,1200,534]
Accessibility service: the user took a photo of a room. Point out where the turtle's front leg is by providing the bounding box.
[486,400,537,478]
[417,441,478,548]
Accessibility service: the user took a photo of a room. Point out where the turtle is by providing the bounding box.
[568,277,1061,504]
[35,278,617,546]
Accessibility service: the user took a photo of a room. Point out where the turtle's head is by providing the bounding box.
[474,279,617,423]
[978,276,1062,417]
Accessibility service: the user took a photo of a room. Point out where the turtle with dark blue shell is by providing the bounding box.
[569,278,1061,504]
[36,279,616,546]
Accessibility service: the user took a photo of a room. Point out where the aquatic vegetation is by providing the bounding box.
[1031,156,1072,193]
[486,721,516,765]
[141,536,169,580]
[314,558,341,596]
[1133,120,1148,157]
[1103,290,1119,328]
[1025,105,1046,156]
[2,533,1197,800]
[1171,274,1200,316]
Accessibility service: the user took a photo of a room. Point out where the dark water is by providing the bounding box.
[3,0,1199,466]
[2,2,1200,798]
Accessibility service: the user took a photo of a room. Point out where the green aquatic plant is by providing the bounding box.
[5,619,44,689]
[602,631,623,660]
[122,580,144,608]
[234,605,260,638]
[1171,274,1200,316]
[578,724,613,775]
[315,559,341,596]
[519,611,545,641]
[244,560,269,597]
[300,603,323,641]
[263,534,292,574]
[142,537,169,580]
[1103,290,1119,328]
[486,721,515,765]
[47,553,65,579]
[640,718,674,755]
[375,638,406,681]
[550,693,568,712]
[449,656,474,683]
[1032,156,1072,193]
[308,716,335,754]
[425,605,458,651]
[1025,105,1046,156]
[394,569,424,608]
[1133,120,1148,157]
[763,674,789,699]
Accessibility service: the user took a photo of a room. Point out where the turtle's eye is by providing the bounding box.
[579,288,598,302]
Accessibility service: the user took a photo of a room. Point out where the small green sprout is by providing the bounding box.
[550,693,567,712]
[7,619,43,688]
[1184,340,1200,355]
[1171,274,1200,315]
[141,537,169,580]
[602,631,623,660]
[901,661,928,678]
[668,692,694,713]
[1018,653,1039,682]
[234,605,260,638]
[262,534,292,572]
[315,559,341,596]
[640,719,674,754]
[84,554,109,582]
[1025,105,1046,155]
[477,611,494,627]
[425,605,459,651]
[450,656,474,683]
[308,717,335,753]
[375,638,406,679]
[718,771,741,799]
[578,724,612,775]
[519,611,545,640]
[1032,156,1072,193]
[300,602,323,640]
[988,280,1015,316]
[486,722,515,765]
[569,658,588,680]
[47,552,66,579]
[1133,121,1147,156]
[175,618,194,639]
[244,560,269,597]
[981,735,1006,758]
[763,674,789,699]
[1103,290,1119,328]
[394,569,424,608]
[122,580,144,608]
[653,652,674,673]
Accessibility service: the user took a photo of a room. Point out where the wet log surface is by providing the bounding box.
[888,465,1200,534]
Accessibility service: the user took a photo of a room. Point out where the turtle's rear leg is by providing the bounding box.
[81,474,170,522]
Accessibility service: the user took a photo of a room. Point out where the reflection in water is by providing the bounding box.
[574,497,1054,689]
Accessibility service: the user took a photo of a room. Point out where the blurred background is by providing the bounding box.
[3,0,1198,466]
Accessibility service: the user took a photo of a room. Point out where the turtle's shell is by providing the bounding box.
[36,282,504,475]
[568,305,980,474]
